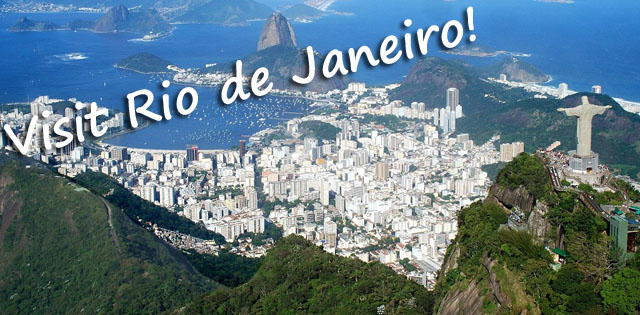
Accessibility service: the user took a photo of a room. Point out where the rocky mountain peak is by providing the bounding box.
[257,12,297,51]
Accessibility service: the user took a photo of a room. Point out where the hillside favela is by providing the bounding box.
[1,0,640,314]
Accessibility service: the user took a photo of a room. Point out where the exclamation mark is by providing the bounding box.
[467,7,476,42]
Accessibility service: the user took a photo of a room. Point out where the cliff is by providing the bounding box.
[433,153,619,314]
[257,12,297,51]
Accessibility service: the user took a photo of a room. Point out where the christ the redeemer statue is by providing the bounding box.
[558,96,611,157]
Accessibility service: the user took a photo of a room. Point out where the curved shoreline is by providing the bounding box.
[98,94,325,153]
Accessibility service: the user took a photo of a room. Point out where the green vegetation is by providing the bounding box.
[614,179,640,202]
[434,152,640,314]
[74,171,226,244]
[457,93,640,180]
[0,156,215,314]
[183,249,262,287]
[578,183,624,205]
[391,57,640,179]
[115,52,173,74]
[482,162,507,182]
[601,268,640,314]
[390,57,533,115]
[237,222,283,246]
[358,114,408,131]
[299,120,342,141]
[496,153,551,200]
[185,236,434,314]
[261,198,301,217]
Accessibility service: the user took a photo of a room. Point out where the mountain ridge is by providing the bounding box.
[0,153,217,313]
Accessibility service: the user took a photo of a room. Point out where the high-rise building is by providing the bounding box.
[239,140,246,160]
[247,216,265,233]
[592,85,602,94]
[64,107,75,120]
[456,133,469,143]
[159,186,175,207]
[291,179,308,198]
[500,142,525,162]
[446,87,459,112]
[335,195,345,212]
[449,110,456,131]
[347,82,366,93]
[30,101,41,118]
[83,103,92,133]
[245,187,258,210]
[610,214,628,252]
[110,147,128,161]
[324,221,338,248]
[375,162,389,181]
[186,145,199,162]
[439,108,449,133]
[142,184,156,203]
[558,83,569,98]
[320,180,330,206]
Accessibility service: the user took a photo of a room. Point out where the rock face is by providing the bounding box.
[257,13,297,51]
[488,184,535,213]
[438,280,483,315]
[528,202,551,243]
[92,5,129,32]
[437,247,511,315]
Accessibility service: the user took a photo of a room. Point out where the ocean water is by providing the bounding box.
[0,0,638,149]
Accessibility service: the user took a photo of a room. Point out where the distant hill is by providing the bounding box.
[390,57,532,113]
[115,52,174,74]
[10,6,173,36]
[391,57,640,179]
[184,235,435,314]
[282,3,325,20]
[456,93,640,179]
[9,17,61,31]
[0,154,216,313]
[173,0,274,25]
[483,56,550,83]
[92,5,173,35]
[204,13,346,93]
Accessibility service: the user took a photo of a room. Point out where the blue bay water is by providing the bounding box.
[0,0,638,149]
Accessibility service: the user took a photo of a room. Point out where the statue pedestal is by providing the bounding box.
[568,150,599,173]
